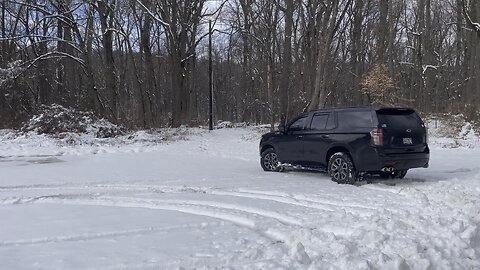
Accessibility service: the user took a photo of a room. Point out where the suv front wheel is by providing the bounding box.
[261,148,281,172]
[328,152,358,184]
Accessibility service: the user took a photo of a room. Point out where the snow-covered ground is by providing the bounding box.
[1,126,480,269]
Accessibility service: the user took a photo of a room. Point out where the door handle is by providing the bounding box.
[321,135,329,138]
[296,135,303,139]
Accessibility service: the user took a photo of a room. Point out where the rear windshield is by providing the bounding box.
[376,110,423,128]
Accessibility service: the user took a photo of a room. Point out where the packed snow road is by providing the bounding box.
[1,128,480,269]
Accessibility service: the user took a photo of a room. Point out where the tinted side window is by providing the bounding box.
[310,114,329,130]
[326,113,335,129]
[289,117,307,131]
[309,113,335,130]
[337,111,373,129]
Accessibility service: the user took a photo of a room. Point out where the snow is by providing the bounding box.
[1,126,480,269]
[426,116,480,148]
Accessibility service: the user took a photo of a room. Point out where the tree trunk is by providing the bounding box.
[377,0,389,64]
[171,50,189,127]
[98,1,118,122]
[239,0,254,122]
[279,0,294,125]
[351,0,364,104]
[85,6,104,116]
[1,0,7,67]
[139,5,155,127]
[465,0,480,105]
[38,20,50,105]
[309,0,341,110]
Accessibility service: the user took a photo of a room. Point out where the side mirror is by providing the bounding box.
[278,124,286,133]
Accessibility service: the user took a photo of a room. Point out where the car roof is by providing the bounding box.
[309,106,414,114]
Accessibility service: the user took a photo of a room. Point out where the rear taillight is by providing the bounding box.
[371,128,383,146]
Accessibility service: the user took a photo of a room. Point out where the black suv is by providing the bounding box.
[259,107,429,184]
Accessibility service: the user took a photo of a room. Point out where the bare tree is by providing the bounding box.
[463,0,480,106]
[309,0,352,110]
[1,0,480,129]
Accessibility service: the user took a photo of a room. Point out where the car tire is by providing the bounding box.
[261,148,281,172]
[393,170,408,179]
[328,152,358,184]
[379,171,394,179]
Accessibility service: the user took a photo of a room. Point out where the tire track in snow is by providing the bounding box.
[0,183,74,191]
[101,196,304,226]
[211,189,382,216]
[209,190,336,212]
[5,194,303,228]
[0,194,302,227]
[0,223,219,247]
[210,187,417,216]
[103,184,381,216]
[2,194,313,265]
[0,183,391,216]
[8,185,472,266]
[0,182,413,219]
[105,184,411,215]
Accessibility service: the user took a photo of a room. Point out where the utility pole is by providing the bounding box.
[208,20,213,131]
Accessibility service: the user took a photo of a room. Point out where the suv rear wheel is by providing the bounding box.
[328,152,357,184]
[379,170,408,179]
[393,170,408,179]
[261,148,280,172]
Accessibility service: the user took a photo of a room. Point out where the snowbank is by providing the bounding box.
[426,115,480,148]
[22,104,124,138]
[0,127,202,157]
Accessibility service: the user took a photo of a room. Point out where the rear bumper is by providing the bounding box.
[356,147,430,172]
[379,152,430,170]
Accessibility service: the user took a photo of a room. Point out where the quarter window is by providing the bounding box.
[337,111,373,129]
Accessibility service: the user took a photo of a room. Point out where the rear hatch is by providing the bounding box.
[375,108,427,154]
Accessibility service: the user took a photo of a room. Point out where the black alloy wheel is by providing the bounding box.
[328,152,358,184]
[261,148,280,172]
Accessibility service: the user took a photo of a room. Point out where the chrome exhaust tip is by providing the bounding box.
[381,167,394,172]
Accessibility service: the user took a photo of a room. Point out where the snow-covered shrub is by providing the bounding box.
[216,121,234,129]
[22,104,125,138]
[0,60,23,87]
[240,124,272,141]
[426,114,480,148]
[216,121,255,129]
[233,122,248,128]
[463,104,480,131]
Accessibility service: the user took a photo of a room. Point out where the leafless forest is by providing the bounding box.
[0,0,479,128]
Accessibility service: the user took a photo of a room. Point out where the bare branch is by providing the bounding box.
[16,51,87,79]
[134,0,169,28]
[462,0,480,33]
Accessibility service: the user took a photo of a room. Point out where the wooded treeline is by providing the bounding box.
[1,0,479,129]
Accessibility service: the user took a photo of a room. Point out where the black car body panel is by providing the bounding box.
[260,107,429,174]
